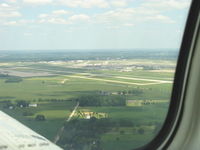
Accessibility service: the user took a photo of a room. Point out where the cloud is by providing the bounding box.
[38,10,70,19]
[39,13,90,24]
[4,0,17,3]
[3,21,17,25]
[1,3,10,7]
[37,10,72,24]
[93,0,190,26]
[0,11,21,18]
[23,0,53,5]
[1,0,189,27]
[94,6,175,26]
[69,14,90,22]
[38,13,90,25]
[123,23,134,27]
[52,10,70,15]
[3,19,35,26]
[146,15,175,23]
[38,17,69,24]
[110,0,127,7]
[0,3,15,10]
[59,0,109,8]
[38,14,49,18]
[23,32,32,36]
[46,18,69,24]
[141,0,190,10]
[94,8,135,23]
[0,2,21,19]
[94,8,153,25]
[106,25,120,29]
[94,0,189,24]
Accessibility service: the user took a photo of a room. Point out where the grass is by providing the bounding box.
[0,60,174,149]
[78,104,168,125]
[0,101,76,140]
[101,131,155,150]
[33,110,70,119]
[97,69,175,80]
[0,74,173,101]
[126,100,169,106]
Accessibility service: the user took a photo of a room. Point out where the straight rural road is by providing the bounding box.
[53,102,79,144]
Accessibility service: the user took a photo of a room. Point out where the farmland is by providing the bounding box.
[0,50,176,150]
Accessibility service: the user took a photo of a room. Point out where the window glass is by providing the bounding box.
[0,0,191,150]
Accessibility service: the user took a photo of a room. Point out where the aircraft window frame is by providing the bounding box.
[0,0,198,149]
[136,0,200,149]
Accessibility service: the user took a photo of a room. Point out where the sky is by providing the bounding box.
[0,0,191,50]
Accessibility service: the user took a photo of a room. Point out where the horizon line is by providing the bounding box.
[0,48,179,52]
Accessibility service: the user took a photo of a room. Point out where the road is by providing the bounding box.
[68,75,172,86]
[53,102,79,144]
[115,76,173,83]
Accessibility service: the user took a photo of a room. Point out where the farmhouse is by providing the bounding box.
[29,103,38,107]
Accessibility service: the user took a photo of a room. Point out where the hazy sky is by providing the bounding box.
[0,0,191,50]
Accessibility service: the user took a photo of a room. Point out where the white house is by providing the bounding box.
[29,104,38,107]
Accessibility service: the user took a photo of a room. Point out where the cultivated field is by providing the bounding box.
[0,51,176,150]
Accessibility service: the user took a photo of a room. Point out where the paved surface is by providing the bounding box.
[68,75,172,86]
[53,102,79,144]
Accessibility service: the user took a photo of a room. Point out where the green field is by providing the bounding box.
[0,57,175,150]
[0,72,173,100]
[1,101,76,140]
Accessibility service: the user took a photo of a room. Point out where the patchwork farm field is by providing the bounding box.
[0,50,176,150]
[0,68,173,100]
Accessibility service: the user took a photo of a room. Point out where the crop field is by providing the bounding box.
[101,129,155,150]
[77,104,168,125]
[0,65,174,100]
[0,50,176,150]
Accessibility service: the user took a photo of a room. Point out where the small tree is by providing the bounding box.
[16,100,29,107]
[120,130,125,135]
[138,128,145,134]
[35,114,46,121]
[122,91,127,95]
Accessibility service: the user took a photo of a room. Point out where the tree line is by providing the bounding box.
[76,95,126,107]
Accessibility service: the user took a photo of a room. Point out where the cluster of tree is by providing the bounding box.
[138,128,145,134]
[143,66,157,70]
[2,100,30,109]
[0,74,9,78]
[0,74,23,83]
[117,89,143,95]
[5,77,23,83]
[57,118,136,150]
[35,114,46,121]
[37,98,70,102]
[58,118,113,150]
[2,101,15,109]
[76,95,126,107]
[16,100,29,107]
